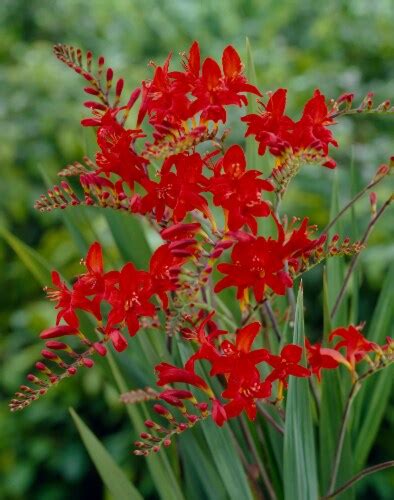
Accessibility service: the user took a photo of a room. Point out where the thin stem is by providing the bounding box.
[323,461,394,499]
[263,302,282,342]
[257,403,284,435]
[240,417,277,500]
[242,298,268,326]
[331,196,392,319]
[228,427,265,500]
[323,175,385,235]
[326,363,390,496]
[327,381,361,494]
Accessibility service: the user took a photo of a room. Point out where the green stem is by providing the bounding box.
[323,461,394,499]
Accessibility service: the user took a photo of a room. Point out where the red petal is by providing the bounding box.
[235,322,260,353]
[86,241,103,274]
[222,45,242,78]
[281,344,302,363]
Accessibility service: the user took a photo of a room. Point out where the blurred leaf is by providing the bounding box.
[69,407,142,500]
[105,351,185,500]
[0,226,53,286]
[284,285,319,500]
[319,178,354,498]
[104,211,152,269]
[352,263,394,470]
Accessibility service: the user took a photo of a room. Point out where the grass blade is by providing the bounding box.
[284,285,319,500]
[69,407,143,500]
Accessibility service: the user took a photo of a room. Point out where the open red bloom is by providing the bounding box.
[138,53,191,128]
[266,344,310,388]
[140,152,212,223]
[291,89,338,166]
[329,325,378,369]
[184,312,225,371]
[215,216,325,302]
[189,45,260,123]
[214,234,293,302]
[95,111,147,188]
[210,145,273,233]
[74,242,119,298]
[149,244,185,308]
[242,88,294,155]
[305,339,345,381]
[46,271,98,327]
[210,323,271,420]
[106,263,155,336]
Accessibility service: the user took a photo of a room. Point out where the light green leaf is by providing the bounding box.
[0,226,53,285]
[69,407,143,500]
[104,211,152,269]
[284,285,319,500]
[352,263,394,470]
[176,339,254,500]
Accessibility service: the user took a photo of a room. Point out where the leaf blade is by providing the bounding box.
[284,285,319,500]
[69,407,143,500]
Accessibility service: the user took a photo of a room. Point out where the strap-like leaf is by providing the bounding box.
[69,407,143,500]
[284,285,319,500]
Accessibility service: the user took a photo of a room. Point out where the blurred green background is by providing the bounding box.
[0,1,393,498]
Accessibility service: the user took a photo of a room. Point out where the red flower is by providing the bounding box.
[210,145,274,233]
[214,234,293,303]
[305,339,347,381]
[140,152,212,223]
[222,380,272,421]
[189,45,260,123]
[242,88,294,155]
[292,89,338,164]
[106,263,155,336]
[266,344,310,390]
[210,323,271,420]
[329,325,378,369]
[74,242,119,298]
[138,53,191,127]
[184,312,225,371]
[45,271,98,327]
[95,111,147,189]
[149,244,185,308]
[155,362,213,396]
[215,217,325,302]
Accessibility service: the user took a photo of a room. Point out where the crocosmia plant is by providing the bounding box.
[10,41,393,499]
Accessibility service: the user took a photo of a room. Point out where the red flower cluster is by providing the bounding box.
[139,41,260,128]
[215,217,326,303]
[12,41,393,461]
[43,240,192,352]
[243,88,338,168]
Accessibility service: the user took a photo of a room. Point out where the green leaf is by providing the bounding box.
[352,263,394,470]
[104,211,152,269]
[320,177,354,499]
[284,285,319,500]
[176,339,254,500]
[105,351,185,500]
[69,407,142,500]
[0,226,53,286]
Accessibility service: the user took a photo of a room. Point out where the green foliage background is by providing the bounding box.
[0,1,393,499]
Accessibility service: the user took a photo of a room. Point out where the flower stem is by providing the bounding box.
[323,461,394,499]
[331,195,392,319]
[327,381,361,495]
[240,417,277,500]
[323,175,385,235]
